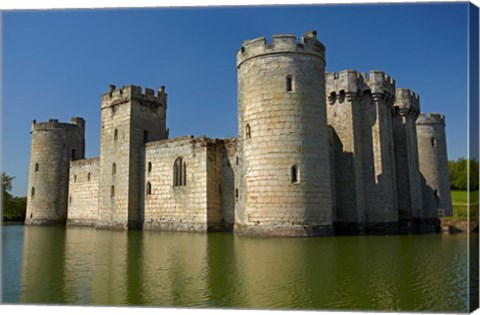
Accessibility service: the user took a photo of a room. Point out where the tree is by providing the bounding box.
[2,172,27,221]
[448,158,479,191]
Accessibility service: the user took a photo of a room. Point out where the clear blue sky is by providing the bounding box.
[1,3,471,196]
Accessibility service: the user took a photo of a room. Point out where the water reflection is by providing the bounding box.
[14,225,471,312]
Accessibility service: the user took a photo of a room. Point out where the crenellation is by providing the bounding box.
[237,31,325,68]
[26,30,450,236]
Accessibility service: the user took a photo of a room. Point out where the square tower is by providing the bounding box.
[96,85,168,229]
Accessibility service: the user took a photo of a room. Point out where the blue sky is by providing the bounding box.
[1,3,472,196]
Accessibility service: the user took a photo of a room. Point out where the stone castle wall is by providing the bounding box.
[142,136,227,231]
[67,158,100,226]
[392,89,423,220]
[417,113,453,217]
[25,31,452,236]
[236,31,333,237]
[25,117,85,225]
[96,85,167,229]
[326,70,399,232]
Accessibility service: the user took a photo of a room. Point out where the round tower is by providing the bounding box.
[235,30,333,236]
[416,113,452,217]
[25,117,85,225]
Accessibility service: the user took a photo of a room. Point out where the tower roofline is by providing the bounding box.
[416,112,445,125]
[236,30,325,68]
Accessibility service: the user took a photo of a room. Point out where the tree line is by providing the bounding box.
[2,173,27,221]
[448,158,479,191]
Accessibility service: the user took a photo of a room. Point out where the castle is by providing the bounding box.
[25,31,452,236]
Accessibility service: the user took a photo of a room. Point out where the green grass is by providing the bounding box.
[450,190,479,219]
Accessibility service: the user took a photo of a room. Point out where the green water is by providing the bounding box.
[1,225,475,312]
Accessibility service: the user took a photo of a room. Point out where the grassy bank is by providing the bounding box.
[449,190,479,220]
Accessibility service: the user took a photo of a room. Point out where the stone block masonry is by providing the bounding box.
[68,158,99,226]
[25,30,451,236]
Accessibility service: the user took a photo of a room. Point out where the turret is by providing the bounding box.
[326,69,398,234]
[416,113,452,217]
[96,84,168,229]
[392,88,423,223]
[236,31,333,236]
[25,117,85,225]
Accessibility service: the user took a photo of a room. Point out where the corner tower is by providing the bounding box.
[235,31,333,236]
[25,117,85,225]
[392,89,423,222]
[96,85,168,229]
[416,113,452,217]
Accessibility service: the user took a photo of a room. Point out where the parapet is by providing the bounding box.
[31,117,85,133]
[101,84,167,109]
[416,113,446,126]
[326,69,395,103]
[366,70,396,96]
[394,88,420,117]
[236,30,325,68]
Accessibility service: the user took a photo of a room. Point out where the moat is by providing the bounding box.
[2,225,475,312]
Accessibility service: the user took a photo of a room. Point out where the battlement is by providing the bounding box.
[326,69,396,104]
[101,84,167,109]
[31,117,85,133]
[394,88,420,116]
[366,70,396,95]
[416,113,446,125]
[236,30,325,67]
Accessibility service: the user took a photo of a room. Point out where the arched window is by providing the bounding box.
[245,124,251,139]
[111,185,115,197]
[112,163,116,175]
[114,129,118,141]
[431,137,436,147]
[291,165,299,183]
[174,157,186,186]
[286,75,294,92]
[148,161,152,173]
[146,182,152,195]
[35,163,39,172]
[31,187,35,197]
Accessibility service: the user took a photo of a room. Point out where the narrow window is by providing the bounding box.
[235,188,239,199]
[291,165,299,183]
[146,182,152,195]
[114,129,118,141]
[286,75,293,92]
[245,124,251,139]
[87,173,91,181]
[174,157,186,187]
[31,187,35,197]
[183,162,187,186]
[35,163,39,172]
[431,137,436,147]
[71,149,76,160]
[111,185,115,197]
[74,175,77,183]
[69,196,72,204]
[112,163,116,175]
[236,156,239,165]
[148,162,152,173]
[144,130,149,143]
